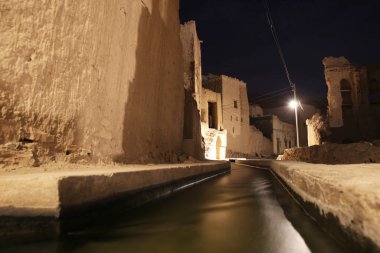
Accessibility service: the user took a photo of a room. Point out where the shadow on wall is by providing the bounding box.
[115,1,183,163]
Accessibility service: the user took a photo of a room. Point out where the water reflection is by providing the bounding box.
[0,165,344,253]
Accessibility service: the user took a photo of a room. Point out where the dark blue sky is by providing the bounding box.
[180,0,380,98]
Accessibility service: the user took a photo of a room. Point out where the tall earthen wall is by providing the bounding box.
[0,0,184,163]
[180,21,204,160]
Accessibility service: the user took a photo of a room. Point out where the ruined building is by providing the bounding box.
[324,57,380,143]
[0,0,187,165]
[203,75,272,158]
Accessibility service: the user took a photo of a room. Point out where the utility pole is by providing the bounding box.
[292,83,300,148]
[265,0,300,148]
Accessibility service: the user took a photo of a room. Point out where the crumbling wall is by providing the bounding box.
[180,21,204,160]
[323,56,379,142]
[323,56,361,128]
[306,114,329,146]
[0,0,184,165]
[180,21,202,109]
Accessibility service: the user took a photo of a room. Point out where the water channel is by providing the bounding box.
[1,164,346,253]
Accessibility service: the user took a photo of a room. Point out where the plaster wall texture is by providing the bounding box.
[323,56,380,142]
[0,0,184,163]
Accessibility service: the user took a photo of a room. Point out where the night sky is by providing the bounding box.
[180,0,380,102]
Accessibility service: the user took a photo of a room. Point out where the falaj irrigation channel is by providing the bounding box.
[0,163,348,253]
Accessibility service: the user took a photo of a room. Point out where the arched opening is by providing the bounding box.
[369,79,380,104]
[340,79,353,118]
[216,136,222,160]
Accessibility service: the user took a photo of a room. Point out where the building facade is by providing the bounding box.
[203,75,272,157]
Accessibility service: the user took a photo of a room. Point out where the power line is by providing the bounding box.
[253,90,293,103]
[252,86,292,100]
[264,0,294,88]
[264,0,300,147]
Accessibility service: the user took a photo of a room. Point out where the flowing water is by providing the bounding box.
[0,164,346,253]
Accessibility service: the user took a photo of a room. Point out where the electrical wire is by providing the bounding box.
[264,0,294,89]
[252,86,292,100]
[253,90,293,103]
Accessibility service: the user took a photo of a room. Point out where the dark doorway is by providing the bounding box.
[208,102,218,129]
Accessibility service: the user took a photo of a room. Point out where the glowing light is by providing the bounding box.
[288,100,299,109]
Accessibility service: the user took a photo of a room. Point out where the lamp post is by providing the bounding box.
[288,84,300,148]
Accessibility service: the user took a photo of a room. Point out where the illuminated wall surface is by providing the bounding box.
[0,0,185,163]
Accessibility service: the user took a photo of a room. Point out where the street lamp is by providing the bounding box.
[288,100,298,109]
[288,85,300,148]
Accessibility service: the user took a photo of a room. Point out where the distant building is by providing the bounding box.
[264,104,321,147]
[251,114,296,155]
[323,56,380,142]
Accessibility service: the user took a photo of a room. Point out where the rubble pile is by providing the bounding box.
[280,142,380,164]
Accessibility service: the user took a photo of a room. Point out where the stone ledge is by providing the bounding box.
[236,159,380,252]
[0,161,230,239]
[0,161,230,218]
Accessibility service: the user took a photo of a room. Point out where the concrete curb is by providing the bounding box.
[236,159,380,253]
[0,161,230,239]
